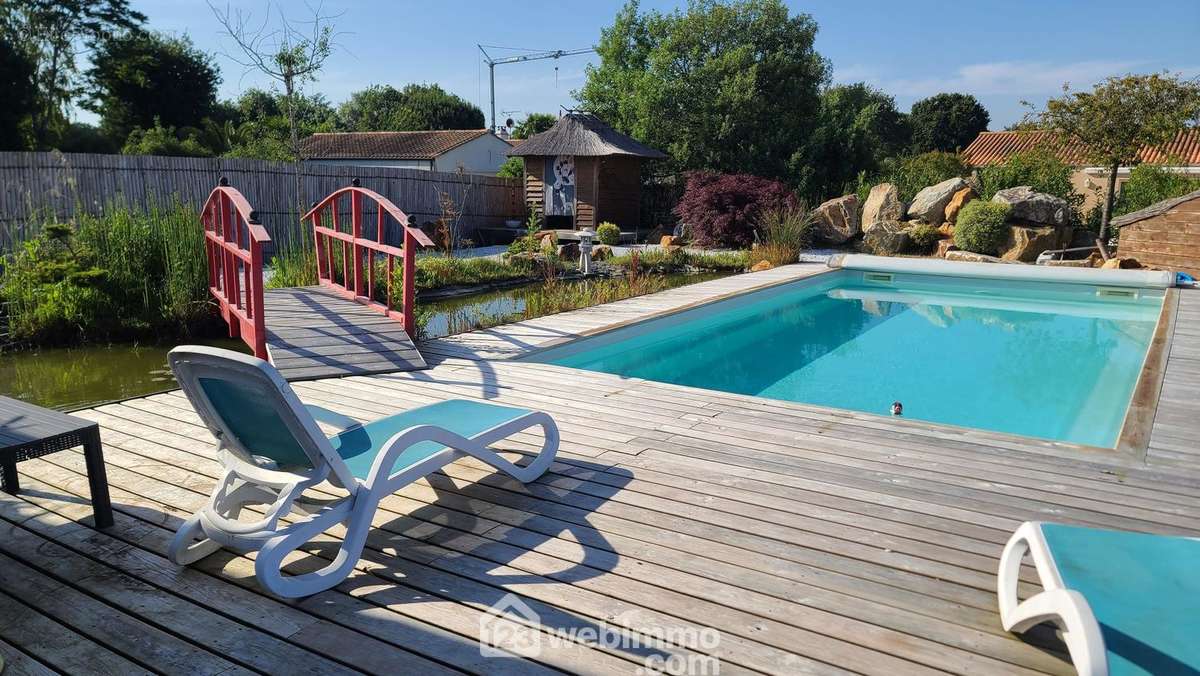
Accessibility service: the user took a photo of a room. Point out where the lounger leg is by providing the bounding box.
[168,514,222,565]
[254,494,375,598]
[459,412,560,484]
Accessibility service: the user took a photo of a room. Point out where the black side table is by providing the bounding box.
[0,396,114,528]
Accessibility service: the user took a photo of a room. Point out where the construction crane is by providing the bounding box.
[478,45,596,133]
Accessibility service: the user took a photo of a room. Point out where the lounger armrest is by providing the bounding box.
[998,522,1108,676]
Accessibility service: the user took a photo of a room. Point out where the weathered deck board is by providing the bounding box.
[1147,288,1200,468]
[263,285,426,380]
[3,264,1197,674]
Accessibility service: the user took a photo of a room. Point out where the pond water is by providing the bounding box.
[0,272,730,410]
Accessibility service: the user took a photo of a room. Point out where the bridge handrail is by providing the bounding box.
[201,184,269,359]
[305,184,433,337]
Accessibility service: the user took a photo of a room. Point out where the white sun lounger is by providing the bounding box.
[998,521,1200,675]
[165,346,559,597]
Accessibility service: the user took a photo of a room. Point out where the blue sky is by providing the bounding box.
[110,0,1199,130]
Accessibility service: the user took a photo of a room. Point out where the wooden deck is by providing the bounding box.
[262,285,426,381]
[1146,287,1200,467]
[2,265,1198,675]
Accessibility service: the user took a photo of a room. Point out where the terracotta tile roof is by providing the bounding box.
[299,130,490,160]
[962,129,1200,167]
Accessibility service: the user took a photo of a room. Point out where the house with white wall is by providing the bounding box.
[299,130,513,175]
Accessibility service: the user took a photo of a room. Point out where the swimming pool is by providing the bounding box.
[526,266,1166,447]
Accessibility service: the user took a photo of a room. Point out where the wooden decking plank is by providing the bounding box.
[87,401,1070,672]
[16,447,640,675]
[70,398,1065,672]
[262,285,427,380]
[0,591,143,676]
[0,636,59,676]
[0,546,249,676]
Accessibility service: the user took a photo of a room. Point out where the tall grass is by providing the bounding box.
[752,204,815,267]
[0,199,214,345]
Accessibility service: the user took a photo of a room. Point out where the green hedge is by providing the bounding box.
[954,201,1010,255]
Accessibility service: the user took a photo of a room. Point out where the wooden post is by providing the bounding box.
[351,189,364,297]
[403,229,416,337]
[249,236,267,360]
[220,194,239,339]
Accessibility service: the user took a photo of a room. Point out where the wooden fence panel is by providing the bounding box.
[0,152,524,252]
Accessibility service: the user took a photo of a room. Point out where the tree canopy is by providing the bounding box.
[85,30,220,144]
[511,113,557,139]
[1,0,146,148]
[800,83,909,200]
[0,36,37,149]
[578,0,830,182]
[337,83,485,131]
[1032,72,1200,236]
[908,92,990,153]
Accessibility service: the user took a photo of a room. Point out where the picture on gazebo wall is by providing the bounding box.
[544,155,575,216]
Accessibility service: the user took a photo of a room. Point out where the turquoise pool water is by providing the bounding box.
[528,270,1164,447]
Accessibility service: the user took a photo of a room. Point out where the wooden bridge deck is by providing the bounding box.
[1,266,1197,675]
[262,285,426,381]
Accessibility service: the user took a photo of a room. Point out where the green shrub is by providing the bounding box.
[0,200,211,344]
[596,222,620,245]
[974,148,1083,221]
[496,156,524,179]
[906,223,942,253]
[954,201,1010,255]
[858,152,970,203]
[1113,164,1200,217]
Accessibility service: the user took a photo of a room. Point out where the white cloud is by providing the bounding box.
[834,59,1154,99]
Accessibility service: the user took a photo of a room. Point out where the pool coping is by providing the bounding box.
[474,263,1177,466]
[1115,287,1179,460]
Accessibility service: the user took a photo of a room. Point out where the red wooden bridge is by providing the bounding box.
[201,180,435,380]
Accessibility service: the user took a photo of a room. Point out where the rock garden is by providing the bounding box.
[810,177,1094,265]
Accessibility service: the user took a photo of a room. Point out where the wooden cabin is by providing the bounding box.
[1112,188,1200,276]
[508,113,667,231]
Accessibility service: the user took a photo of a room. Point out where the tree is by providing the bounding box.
[579,0,829,182]
[496,156,523,179]
[85,30,220,144]
[0,36,37,149]
[1031,72,1200,238]
[122,119,213,157]
[801,83,909,200]
[1,0,145,148]
[337,83,484,131]
[511,113,556,139]
[908,93,990,153]
[211,1,337,213]
[224,88,335,161]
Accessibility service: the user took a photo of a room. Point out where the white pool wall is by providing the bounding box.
[828,254,1175,289]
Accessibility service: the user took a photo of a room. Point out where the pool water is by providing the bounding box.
[529,270,1164,447]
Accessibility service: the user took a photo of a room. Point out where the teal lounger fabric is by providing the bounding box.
[199,376,313,469]
[1041,523,1200,676]
[328,399,534,480]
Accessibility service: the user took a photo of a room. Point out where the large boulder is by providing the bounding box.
[999,224,1073,262]
[812,194,860,244]
[935,239,958,258]
[943,187,977,224]
[991,186,1071,226]
[944,250,1017,264]
[860,183,904,229]
[862,220,909,256]
[557,242,580,259]
[1101,257,1142,270]
[907,177,968,224]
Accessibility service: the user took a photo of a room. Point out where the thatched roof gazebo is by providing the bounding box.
[508,112,667,231]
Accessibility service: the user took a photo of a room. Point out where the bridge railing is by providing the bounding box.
[303,184,435,337]
[201,182,270,359]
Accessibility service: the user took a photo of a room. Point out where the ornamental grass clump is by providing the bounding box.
[0,200,211,345]
[954,201,1010,255]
